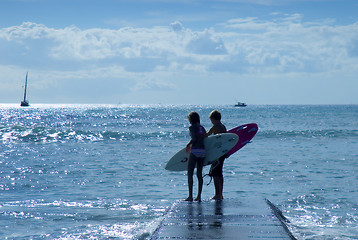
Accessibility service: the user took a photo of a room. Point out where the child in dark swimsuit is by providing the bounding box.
[185,111,207,202]
[207,110,227,200]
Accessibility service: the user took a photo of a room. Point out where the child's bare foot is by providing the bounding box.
[211,195,223,201]
[194,197,201,202]
[184,197,193,201]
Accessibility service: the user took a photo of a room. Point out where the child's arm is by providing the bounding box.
[206,126,215,136]
[186,140,192,153]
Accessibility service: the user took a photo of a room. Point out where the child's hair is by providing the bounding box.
[209,110,221,121]
[187,111,200,124]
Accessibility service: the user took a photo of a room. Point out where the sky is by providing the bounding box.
[0,0,358,105]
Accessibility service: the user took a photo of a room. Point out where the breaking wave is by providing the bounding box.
[1,124,357,144]
[0,125,186,143]
[257,129,358,139]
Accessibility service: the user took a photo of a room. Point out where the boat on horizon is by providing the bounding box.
[20,72,30,107]
[234,102,247,107]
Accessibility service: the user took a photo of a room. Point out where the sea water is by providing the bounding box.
[0,104,357,239]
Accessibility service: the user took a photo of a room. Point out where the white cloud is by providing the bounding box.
[224,17,275,30]
[218,15,358,73]
[186,29,227,55]
[0,22,48,41]
[1,16,358,74]
[1,14,358,104]
[170,21,184,32]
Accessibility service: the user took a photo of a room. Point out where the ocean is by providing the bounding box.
[0,104,357,239]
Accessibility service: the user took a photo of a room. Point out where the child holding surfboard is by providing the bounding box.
[185,111,207,202]
[207,110,227,201]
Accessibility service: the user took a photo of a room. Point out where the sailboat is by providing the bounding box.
[20,72,30,107]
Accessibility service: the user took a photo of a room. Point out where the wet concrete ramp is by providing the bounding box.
[151,198,296,239]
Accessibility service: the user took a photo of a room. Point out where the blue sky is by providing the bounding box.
[1,0,358,105]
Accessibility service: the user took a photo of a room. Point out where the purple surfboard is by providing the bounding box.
[226,123,258,157]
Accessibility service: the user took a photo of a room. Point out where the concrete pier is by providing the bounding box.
[151,198,296,240]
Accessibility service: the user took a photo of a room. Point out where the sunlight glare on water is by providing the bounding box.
[0,104,357,239]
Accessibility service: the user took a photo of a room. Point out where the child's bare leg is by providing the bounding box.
[185,174,193,201]
[219,176,224,200]
[212,176,220,200]
[194,157,204,202]
[185,154,195,201]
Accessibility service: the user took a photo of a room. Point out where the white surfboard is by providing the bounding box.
[165,133,239,171]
